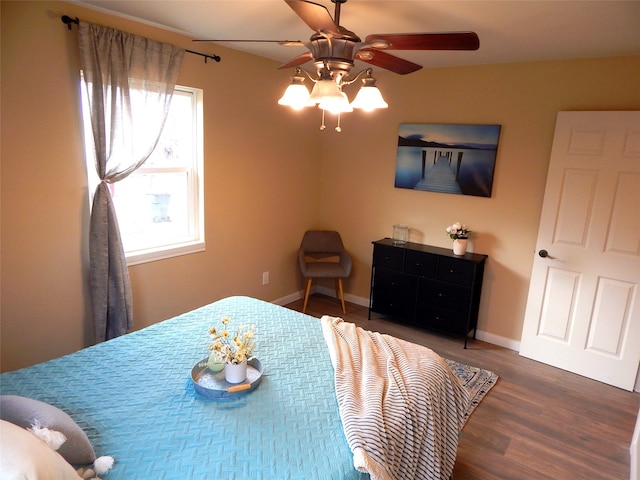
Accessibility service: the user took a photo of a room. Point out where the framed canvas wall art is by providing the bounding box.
[395,123,501,197]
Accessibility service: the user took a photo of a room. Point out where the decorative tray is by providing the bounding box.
[191,358,264,400]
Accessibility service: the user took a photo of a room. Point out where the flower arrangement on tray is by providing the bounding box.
[445,222,471,240]
[208,316,256,365]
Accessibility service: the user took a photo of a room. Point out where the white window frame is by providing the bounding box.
[82,84,205,266]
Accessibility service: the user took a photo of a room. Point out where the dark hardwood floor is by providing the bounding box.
[284,294,640,480]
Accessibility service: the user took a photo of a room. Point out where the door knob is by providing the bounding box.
[538,249,555,259]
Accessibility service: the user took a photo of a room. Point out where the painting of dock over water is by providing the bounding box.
[395,123,501,197]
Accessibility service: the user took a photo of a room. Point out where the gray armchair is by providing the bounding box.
[298,230,352,314]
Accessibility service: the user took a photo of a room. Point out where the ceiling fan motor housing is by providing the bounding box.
[309,28,361,79]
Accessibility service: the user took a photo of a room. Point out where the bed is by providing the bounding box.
[0,296,483,479]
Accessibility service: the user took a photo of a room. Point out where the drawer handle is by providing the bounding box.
[449,269,461,274]
[437,293,445,297]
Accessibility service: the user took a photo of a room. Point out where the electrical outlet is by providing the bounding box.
[262,271,269,285]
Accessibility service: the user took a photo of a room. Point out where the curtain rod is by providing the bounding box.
[61,15,221,63]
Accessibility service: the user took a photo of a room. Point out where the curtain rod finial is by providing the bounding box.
[61,15,79,30]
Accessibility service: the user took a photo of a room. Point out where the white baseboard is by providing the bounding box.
[475,330,521,351]
[271,291,302,307]
[273,287,519,351]
[273,286,370,309]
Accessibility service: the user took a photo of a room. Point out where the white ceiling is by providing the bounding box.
[72,0,640,72]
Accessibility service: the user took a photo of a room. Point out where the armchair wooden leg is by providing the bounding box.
[336,278,346,314]
[302,278,313,313]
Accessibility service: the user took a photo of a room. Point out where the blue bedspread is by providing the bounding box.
[0,296,368,479]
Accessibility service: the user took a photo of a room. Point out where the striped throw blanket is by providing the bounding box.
[321,316,469,480]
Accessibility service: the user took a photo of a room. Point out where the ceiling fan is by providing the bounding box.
[196,0,479,131]
[195,0,480,77]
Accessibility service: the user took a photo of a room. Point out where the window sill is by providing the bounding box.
[126,240,205,266]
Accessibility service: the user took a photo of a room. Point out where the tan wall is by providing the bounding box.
[318,57,640,342]
[1,1,320,371]
[2,1,639,371]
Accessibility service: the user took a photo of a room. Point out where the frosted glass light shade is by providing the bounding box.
[319,91,353,113]
[277,74,311,110]
[308,78,344,106]
[351,85,388,111]
[277,83,311,110]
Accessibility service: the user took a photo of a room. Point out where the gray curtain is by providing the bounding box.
[79,22,184,342]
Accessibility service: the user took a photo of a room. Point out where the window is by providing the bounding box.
[82,85,205,265]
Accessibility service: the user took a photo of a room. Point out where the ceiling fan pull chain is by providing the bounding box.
[320,109,326,130]
[335,113,342,133]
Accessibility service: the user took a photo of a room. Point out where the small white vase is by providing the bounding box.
[224,361,248,384]
[453,239,468,255]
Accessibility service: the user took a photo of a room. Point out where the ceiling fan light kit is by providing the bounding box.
[278,66,385,114]
[201,0,479,131]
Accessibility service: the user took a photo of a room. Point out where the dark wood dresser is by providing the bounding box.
[369,238,487,347]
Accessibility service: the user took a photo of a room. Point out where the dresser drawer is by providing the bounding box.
[373,268,417,296]
[372,291,416,320]
[436,257,476,286]
[416,303,468,336]
[419,279,471,311]
[404,250,437,278]
[372,244,404,271]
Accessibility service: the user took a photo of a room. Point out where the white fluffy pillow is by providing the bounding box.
[0,420,80,479]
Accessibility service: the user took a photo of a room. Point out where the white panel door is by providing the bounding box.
[520,111,640,391]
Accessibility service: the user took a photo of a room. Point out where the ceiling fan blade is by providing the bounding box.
[278,52,314,70]
[365,32,480,51]
[356,49,422,75]
[285,0,340,36]
[193,39,304,46]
